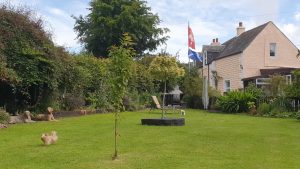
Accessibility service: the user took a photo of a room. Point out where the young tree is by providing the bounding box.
[149,56,185,118]
[109,33,134,159]
[73,0,169,57]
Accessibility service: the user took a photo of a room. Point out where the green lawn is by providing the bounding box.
[1,110,300,169]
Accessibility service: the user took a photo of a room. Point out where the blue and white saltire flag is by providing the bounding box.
[188,47,202,62]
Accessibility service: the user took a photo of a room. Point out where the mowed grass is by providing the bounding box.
[1,110,300,169]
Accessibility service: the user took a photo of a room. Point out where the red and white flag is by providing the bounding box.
[188,25,195,49]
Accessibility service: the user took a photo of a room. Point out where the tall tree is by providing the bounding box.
[73,0,169,57]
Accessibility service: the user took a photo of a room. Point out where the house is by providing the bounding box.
[201,21,300,93]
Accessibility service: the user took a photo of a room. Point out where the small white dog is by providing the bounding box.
[41,131,58,145]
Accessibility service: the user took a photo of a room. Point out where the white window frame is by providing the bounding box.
[270,43,277,57]
[256,78,270,86]
[224,80,231,93]
[286,75,292,85]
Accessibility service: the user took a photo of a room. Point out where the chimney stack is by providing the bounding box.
[236,22,245,36]
[210,38,221,45]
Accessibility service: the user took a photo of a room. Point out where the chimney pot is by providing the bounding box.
[216,38,218,42]
[237,22,245,36]
[213,39,215,43]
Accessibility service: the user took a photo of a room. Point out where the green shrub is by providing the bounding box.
[269,97,292,112]
[265,110,295,118]
[183,95,203,109]
[295,111,300,120]
[0,108,10,124]
[245,83,263,99]
[123,92,152,111]
[268,107,286,117]
[257,103,271,115]
[216,91,255,113]
[62,94,85,111]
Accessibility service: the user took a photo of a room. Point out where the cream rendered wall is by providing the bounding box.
[215,53,243,92]
[243,22,300,78]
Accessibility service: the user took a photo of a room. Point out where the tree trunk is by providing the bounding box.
[112,114,118,160]
[162,80,166,118]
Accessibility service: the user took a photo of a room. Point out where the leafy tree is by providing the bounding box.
[181,67,203,108]
[128,61,155,93]
[149,56,185,118]
[109,33,135,159]
[286,70,300,98]
[0,55,18,83]
[73,0,169,57]
[0,4,68,113]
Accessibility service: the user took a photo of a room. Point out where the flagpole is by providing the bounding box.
[202,50,209,110]
[188,21,190,74]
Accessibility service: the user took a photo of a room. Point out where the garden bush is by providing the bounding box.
[0,108,9,124]
[257,98,296,118]
[295,111,300,120]
[257,103,271,115]
[270,97,293,112]
[183,95,203,109]
[62,94,85,111]
[245,83,263,99]
[216,91,255,113]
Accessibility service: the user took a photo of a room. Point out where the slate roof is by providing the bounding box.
[201,21,272,65]
[216,22,270,59]
[260,67,298,76]
[202,45,225,64]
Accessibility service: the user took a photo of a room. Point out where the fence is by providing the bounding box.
[257,97,300,112]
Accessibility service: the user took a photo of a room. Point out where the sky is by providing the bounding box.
[3,0,300,63]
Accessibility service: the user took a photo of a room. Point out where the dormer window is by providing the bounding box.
[270,43,276,57]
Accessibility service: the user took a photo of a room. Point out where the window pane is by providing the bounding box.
[225,80,230,92]
[270,43,276,56]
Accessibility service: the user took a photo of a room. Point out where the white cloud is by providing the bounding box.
[47,7,70,18]
[295,12,300,21]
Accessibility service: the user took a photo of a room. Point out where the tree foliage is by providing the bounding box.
[73,0,169,57]
[264,74,287,97]
[285,70,300,98]
[109,33,135,111]
[0,4,69,113]
[149,56,185,82]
